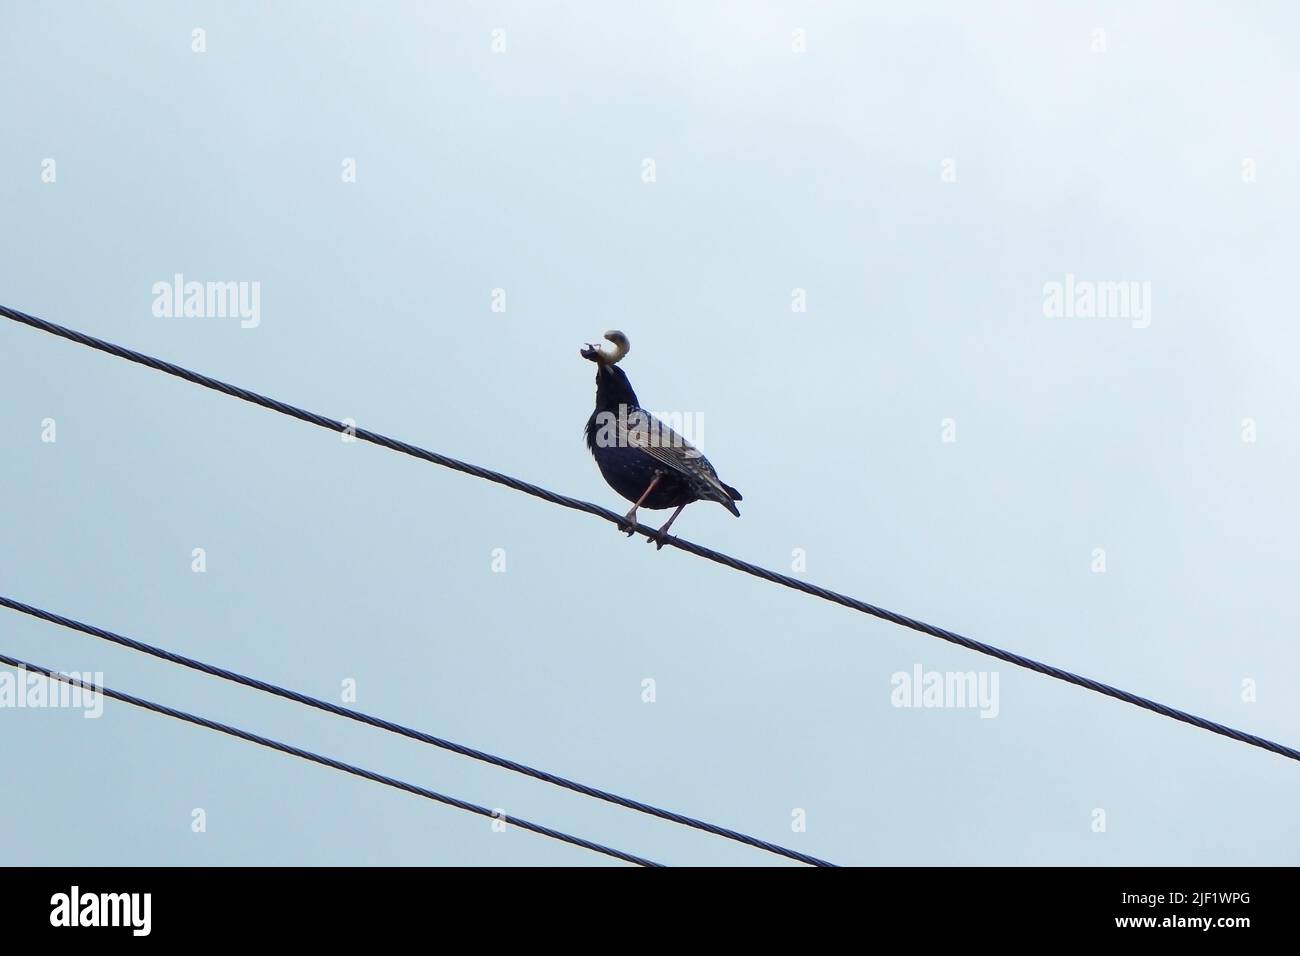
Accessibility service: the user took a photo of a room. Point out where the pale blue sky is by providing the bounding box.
[2,1,1298,865]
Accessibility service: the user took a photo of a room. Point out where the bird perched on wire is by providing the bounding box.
[581,330,742,549]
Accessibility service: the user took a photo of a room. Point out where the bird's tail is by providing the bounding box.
[721,483,742,517]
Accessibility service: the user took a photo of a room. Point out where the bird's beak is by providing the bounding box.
[582,331,628,365]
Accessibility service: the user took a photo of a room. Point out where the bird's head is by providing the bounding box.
[581,330,638,408]
[580,330,629,368]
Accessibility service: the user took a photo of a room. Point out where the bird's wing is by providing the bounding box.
[618,410,735,503]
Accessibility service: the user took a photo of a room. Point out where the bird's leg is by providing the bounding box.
[649,504,687,549]
[622,473,663,535]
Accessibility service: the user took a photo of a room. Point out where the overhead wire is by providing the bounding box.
[0,650,660,867]
[4,305,1297,772]
[0,594,834,867]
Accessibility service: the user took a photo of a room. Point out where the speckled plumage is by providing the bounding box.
[581,332,741,545]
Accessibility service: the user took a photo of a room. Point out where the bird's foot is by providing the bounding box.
[619,510,638,536]
[646,504,686,550]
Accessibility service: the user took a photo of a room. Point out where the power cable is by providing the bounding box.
[5,305,1297,767]
[0,594,833,866]
[0,650,660,867]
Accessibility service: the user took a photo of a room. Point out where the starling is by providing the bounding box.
[581,331,742,548]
